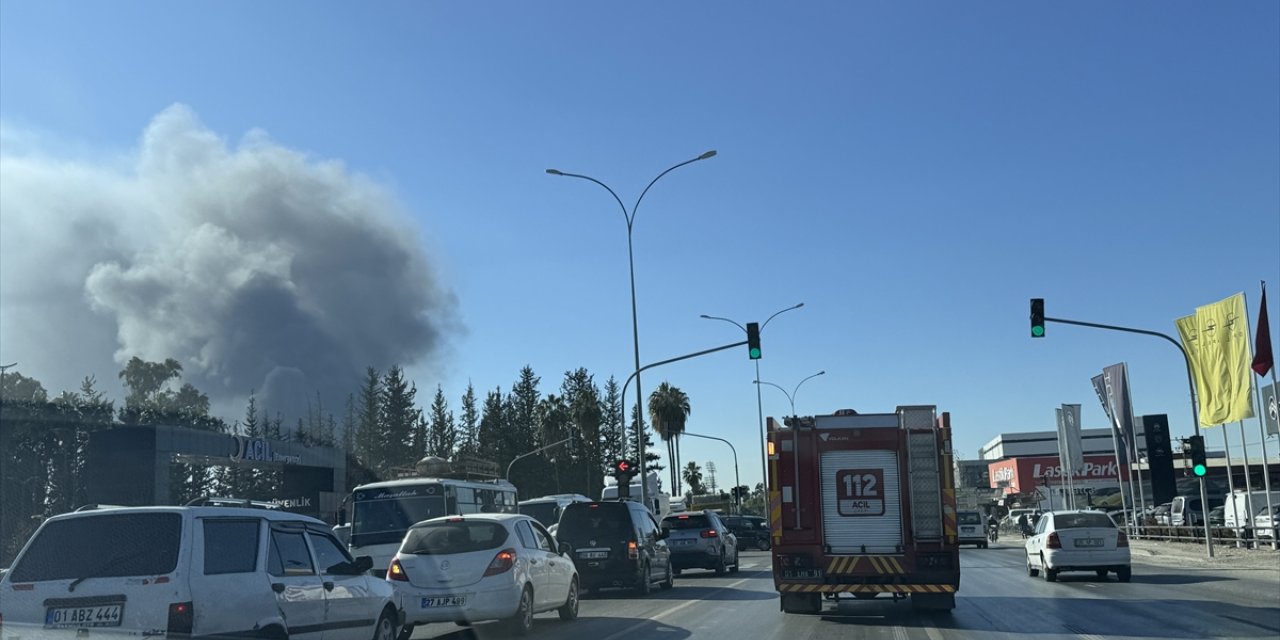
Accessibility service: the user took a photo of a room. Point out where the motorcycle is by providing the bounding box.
[987,524,999,543]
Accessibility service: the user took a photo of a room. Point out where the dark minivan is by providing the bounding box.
[556,500,672,595]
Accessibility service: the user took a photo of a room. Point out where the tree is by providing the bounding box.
[562,368,603,497]
[1,371,48,404]
[381,366,419,475]
[648,382,691,494]
[354,368,382,477]
[599,377,626,476]
[426,385,457,459]
[457,382,480,459]
[683,461,705,496]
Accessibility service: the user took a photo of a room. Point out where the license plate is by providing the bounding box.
[1074,538,1103,548]
[782,569,823,579]
[579,551,608,559]
[675,539,697,546]
[421,596,466,608]
[46,604,124,628]
[961,527,975,533]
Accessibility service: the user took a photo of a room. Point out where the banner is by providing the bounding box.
[1263,381,1280,438]
[1091,373,1125,466]
[1194,293,1254,424]
[1103,363,1136,465]
[1253,284,1273,377]
[1062,403,1084,472]
[1055,408,1069,477]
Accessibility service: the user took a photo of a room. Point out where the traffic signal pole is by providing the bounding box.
[1042,314,1214,557]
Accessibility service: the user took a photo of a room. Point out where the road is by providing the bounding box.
[406,544,1280,640]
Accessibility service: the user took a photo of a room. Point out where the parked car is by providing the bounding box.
[721,515,770,551]
[387,513,577,637]
[661,510,739,575]
[1254,505,1279,540]
[1150,502,1172,525]
[1171,495,1224,526]
[555,500,672,595]
[956,510,989,548]
[0,503,400,639]
[1025,509,1131,582]
[1208,505,1226,526]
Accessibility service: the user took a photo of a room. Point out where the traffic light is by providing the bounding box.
[613,459,636,477]
[1030,298,1045,338]
[747,322,761,359]
[1188,435,1207,477]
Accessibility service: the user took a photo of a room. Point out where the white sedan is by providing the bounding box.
[386,513,578,637]
[1025,509,1131,582]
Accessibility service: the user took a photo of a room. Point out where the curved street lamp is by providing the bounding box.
[548,151,716,509]
[700,303,803,494]
[754,370,826,417]
[682,431,740,514]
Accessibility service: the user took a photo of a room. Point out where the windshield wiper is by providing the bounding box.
[68,548,157,592]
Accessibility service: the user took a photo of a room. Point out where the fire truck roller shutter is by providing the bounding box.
[821,450,902,554]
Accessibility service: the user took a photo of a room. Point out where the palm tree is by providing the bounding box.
[648,382,691,494]
[683,461,705,496]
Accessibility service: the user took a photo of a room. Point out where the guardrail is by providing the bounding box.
[1130,524,1278,548]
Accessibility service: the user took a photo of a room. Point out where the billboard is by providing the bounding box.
[988,454,1122,496]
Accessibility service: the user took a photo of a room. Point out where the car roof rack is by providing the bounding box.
[74,504,129,512]
[184,496,282,510]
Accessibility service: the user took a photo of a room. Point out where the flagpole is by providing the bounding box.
[1248,280,1276,549]
[1108,421,1134,536]
[1126,366,1149,525]
[1238,420,1255,544]
[1222,426,1242,546]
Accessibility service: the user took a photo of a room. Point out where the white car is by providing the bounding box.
[1025,509,1131,582]
[0,503,401,639]
[387,513,578,637]
[1255,505,1278,540]
[956,510,989,548]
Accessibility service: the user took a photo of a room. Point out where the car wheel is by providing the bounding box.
[634,563,652,596]
[1095,569,1108,579]
[660,565,674,590]
[714,552,727,576]
[395,624,414,640]
[372,609,396,640]
[1041,555,1057,582]
[757,537,770,551]
[506,586,535,636]
[730,550,740,573]
[1116,566,1132,583]
[558,579,579,621]
[1026,554,1039,577]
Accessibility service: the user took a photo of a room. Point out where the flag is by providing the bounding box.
[1262,382,1279,438]
[1062,403,1084,472]
[1176,314,1214,427]
[1195,293,1254,424]
[1254,285,1274,377]
[1055,407,1070,476]
[1103,363,1136,466]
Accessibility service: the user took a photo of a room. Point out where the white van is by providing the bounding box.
[1170,494,1225,526]
[1223,490,1280,536]
[0,504,400,638]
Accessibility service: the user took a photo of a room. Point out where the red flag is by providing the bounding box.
[1253,284,1274,376]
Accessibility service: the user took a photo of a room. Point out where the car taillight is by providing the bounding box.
[701,529,718,538]
[627,540,639,560]
[387,558,409,582]
[1117,531,1128,547]
[1047,532,1061,549]
[484,548,517,576]
[167,601,194,635]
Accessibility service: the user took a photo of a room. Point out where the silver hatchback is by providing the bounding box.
[661,511,739,575]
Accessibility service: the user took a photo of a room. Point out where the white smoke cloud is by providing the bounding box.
[0,104,458,423]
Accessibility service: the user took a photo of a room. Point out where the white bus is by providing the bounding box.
[346,477,518,575]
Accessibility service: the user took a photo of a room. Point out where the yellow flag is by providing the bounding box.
[1194,293,1255,425]
[1175,314,1216,427]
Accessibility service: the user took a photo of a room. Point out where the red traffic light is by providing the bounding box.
[614,459,636,474]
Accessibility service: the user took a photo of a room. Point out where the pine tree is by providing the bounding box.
[476,387,506,462]
[354,368,382,478]
[599,377,625,472]
[381,366,419,476]
[457,382,480,459]
[426,385,456,459]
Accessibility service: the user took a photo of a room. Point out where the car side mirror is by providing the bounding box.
[558,541,572,556]
[657,528,669,540]
[354,556,373,573]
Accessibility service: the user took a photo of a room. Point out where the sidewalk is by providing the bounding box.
[1129,537,1280,570]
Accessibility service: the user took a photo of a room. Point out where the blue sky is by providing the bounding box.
[2,1,1277,492]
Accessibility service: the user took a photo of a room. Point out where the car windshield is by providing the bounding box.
[1054,513,1116,530]
[401,521,509,555]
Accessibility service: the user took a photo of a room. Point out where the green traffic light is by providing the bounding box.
[1193,463,1207,477]
[749,347,761,359]
[1032,326,1045,337]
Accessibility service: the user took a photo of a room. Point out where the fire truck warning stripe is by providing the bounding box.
[825,556,908,574]
[888,557,904,573]
[777,584,956,594]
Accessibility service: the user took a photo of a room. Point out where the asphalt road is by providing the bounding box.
[407,544,1280,640]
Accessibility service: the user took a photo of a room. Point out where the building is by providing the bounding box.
[978,427,1145,461]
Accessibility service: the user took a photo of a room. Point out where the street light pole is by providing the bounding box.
[682,431,740,514]
[700,303,803,496]
[549,151,716,511]
[754,371,826,417]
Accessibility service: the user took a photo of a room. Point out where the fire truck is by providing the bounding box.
[767,406,960,613]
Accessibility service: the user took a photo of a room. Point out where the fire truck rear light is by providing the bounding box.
[768,442,776,456]
[701,529,718,538]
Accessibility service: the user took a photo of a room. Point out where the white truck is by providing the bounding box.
[602,470,673,520]
[1222,489,1280,538]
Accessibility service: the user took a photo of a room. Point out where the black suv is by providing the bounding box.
[721,515,770,551]
[557,500,673,595]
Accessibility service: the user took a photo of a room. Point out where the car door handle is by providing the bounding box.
[271,583,285,593]
[323,581,334,591]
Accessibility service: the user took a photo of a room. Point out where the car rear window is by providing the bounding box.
[402,521,509,555]
[957,513,982,525]
[1054,513,1115,529]
[10,512,182,582]
[557,504,633,545]
[663,514,711,530]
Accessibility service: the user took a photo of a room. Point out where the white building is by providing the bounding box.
[978,427,1146,462]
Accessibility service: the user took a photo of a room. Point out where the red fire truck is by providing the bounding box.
[767,406,960,613]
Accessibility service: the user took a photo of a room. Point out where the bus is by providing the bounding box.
[346,477,518,575]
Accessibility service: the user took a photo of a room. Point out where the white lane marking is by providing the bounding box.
[892,625,910,640]
[598,576,753,640]
[922,623,946,640]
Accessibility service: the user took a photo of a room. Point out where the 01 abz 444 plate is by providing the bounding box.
[46,603,124,628]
